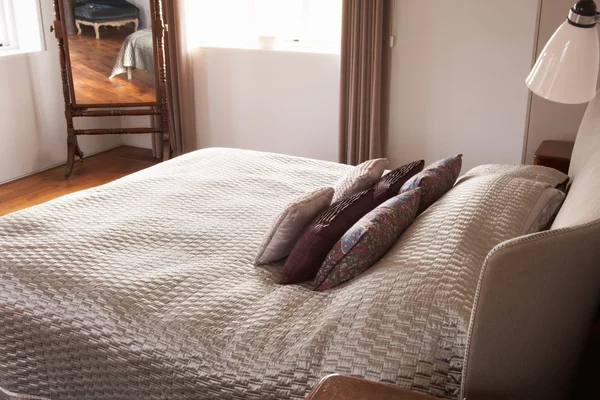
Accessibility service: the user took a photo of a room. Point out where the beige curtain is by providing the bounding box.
[62,0,77,35]
[152,0,196,158]
[339,0,392,165]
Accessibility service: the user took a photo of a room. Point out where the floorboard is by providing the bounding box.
[0,146,160,217]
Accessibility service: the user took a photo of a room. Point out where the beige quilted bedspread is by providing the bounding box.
[0,149,567,399]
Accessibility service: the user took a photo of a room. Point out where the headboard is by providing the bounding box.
[553,90,600,229]
[462,92,600,399]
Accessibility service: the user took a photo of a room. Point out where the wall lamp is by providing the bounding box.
[527,0,600,104]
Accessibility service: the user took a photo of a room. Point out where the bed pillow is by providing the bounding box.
[314,189,421,291]
[333,158,389,202]
[281,188,377,284]
[255,187,334,265]
[373,160,425,204]
[454,164,569,235]
[521,187,566,234]
[401,154,463,214]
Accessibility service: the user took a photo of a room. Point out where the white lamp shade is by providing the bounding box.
[526,21,600,104]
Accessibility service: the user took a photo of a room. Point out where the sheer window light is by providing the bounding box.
[185,0,342,53]
[0,0,44,56]
[0,0,16,50]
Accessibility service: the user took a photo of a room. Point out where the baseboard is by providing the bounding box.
[0,145,124,186]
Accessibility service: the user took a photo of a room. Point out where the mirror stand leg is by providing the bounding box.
[162,134,170,162]
[75,139,84,161]
[65,136,82,179]
[65,136,76,179]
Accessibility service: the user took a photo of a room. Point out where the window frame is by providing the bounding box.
[0,0,45,57]
[0,0,18,51]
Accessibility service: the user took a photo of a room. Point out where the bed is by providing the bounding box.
[110,28,154,80]
[1,100,600,399]
[74,0,140,40]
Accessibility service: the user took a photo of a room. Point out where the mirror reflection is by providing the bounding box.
[63,0,157,105]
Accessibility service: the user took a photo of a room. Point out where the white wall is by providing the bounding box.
[122,117,154,149]
[2,0,546,185]
[0,0,121,184]
[525,0,596,164]
[124,0,544,170]
[192,47,340,162]
[387,0,540,173]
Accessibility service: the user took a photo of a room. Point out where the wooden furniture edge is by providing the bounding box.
[305,375,441,400]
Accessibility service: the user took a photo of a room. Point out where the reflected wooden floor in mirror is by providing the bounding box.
[69,27,156,104]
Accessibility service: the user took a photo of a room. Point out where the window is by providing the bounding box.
[0,0,43,56]
[185,0,342,53]
[0,0,17,50]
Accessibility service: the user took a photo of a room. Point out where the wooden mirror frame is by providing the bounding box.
[52,0,171,178]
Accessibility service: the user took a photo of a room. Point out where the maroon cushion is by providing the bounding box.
[373,160,425,204]
[280,189,377,284]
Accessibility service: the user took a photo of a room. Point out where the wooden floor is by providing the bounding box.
[0,146,160,217]
[68,26,156,104]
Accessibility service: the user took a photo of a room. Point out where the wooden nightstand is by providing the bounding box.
[533,140,575,174]
[306,375,441,400]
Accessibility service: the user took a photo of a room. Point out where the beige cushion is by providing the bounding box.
[254,187,334,265]
[332,158,388,202]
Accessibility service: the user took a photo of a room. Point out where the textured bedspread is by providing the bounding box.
[110,28,154,79]
[0,149,567,399]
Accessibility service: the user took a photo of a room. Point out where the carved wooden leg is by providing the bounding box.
[76,21,82,35]
[75,138,84,161]
[127,67,133,80]
[94,24,100,39]
[65,136,76,179]
[65,136,83,179]
[162,133,170,161]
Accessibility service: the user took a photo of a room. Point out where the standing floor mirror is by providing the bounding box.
[52,0,171,178]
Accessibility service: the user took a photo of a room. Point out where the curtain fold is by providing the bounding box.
[152,0,195,158]
[339,0,392,165]
[62,0,77,35]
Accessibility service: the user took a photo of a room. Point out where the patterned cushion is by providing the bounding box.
[314,190,421,291]
[332,158,389,202]
[280,189,378,284]
[254,187,334,265]
[373,160,425,203]
[401,154,463,214]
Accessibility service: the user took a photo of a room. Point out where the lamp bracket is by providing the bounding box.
[569,0,600,28]
[568,9,599,27]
